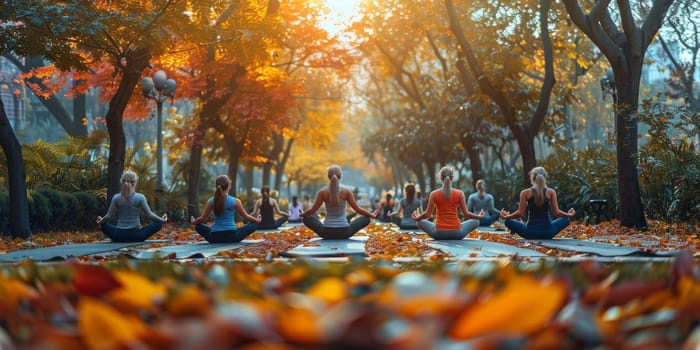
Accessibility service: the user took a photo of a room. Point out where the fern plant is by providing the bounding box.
[638,101,700,224]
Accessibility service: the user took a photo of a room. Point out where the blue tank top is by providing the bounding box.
[210,195,237,231]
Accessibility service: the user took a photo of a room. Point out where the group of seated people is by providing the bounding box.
[97,165,575,243]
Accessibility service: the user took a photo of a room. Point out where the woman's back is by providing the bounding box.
[433,189,461,230]
[260,199,275,226]
[211,195,236,231]
[112,193,146,228]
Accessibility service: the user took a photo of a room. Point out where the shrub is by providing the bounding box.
[637,101,700,224]
[28,190,52,232]
[540,143,619,221]
[73,191,104,230]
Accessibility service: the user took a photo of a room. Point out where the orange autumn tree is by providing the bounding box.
[2,0,195,202]
[159,0,282,216]
[263,0,357,191]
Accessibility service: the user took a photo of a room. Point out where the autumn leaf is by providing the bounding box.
[72,264,122,297]
[167,285,211,318]
[0,277,38,311]
[306,277,347,304]
[449,275,568,339]
[107,270,167,312]
[277,306,323,344]
[78,297,148,350]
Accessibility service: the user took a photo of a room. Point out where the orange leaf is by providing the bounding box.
[0,277,38,310]
[449,275,568,339]
[78,297,147,350]
[108,270,167,311]
[277,307,323,344]
[72,265,122,297]
[167,285,210,318]
[306,277,347,304]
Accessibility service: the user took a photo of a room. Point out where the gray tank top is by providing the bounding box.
[324,198,349,227]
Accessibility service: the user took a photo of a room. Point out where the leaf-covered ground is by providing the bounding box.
[1,220,699,349]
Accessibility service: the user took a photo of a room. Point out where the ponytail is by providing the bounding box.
[119,171,137,204]
[530,167,548,206]
[261,186,271,206]
[213,175,231,215]
[327,165,343,207]
[328,175,340,207]
[439,166,453,199]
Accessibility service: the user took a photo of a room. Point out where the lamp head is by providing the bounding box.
[165,78,177,98]
[153,70,167,90]
[140,77,154,97]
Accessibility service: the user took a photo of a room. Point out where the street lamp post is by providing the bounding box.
[600,68,616,103]
[140,71,176,207]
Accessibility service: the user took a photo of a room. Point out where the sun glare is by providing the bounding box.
[320,0,363,37]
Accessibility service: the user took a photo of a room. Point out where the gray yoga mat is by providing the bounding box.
[0,241,153,263]
[428,239,548,258]
[281,236,367,257]
[131,240,264,259]
[528,238,647,257]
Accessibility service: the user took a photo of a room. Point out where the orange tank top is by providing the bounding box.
[434,189,462,230]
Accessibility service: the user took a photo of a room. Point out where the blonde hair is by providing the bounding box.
[476,179,486,195]
[529,167,548,206]
[327,165,342,207]
[214,175,231,215]
[439,166,454,199]
[120,171,137,203]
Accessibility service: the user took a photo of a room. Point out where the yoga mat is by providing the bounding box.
[428,239,548,258]
[131,240,264,259]
[281,236,367,257]
[0,241,153,263]
[528,239,648,257]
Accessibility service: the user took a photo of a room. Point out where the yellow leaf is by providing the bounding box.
[449,275,567,339]
[306,277,347,304]
[108,270,167,311]
[78,297,147,350]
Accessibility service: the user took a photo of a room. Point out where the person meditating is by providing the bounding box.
[412,166,484,240]
[392,183,422,230]
[500,166,575,239]
[467,179,503,229]
[190,175,261,243]
[287,196,304,223]
[301,165,379,239]
[251,186,289,229]
[97,171,167,242]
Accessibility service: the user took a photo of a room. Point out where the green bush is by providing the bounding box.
[73,191,104,230]
[638,101,700,224]
[28,190,52,232]
[539,143,618,221]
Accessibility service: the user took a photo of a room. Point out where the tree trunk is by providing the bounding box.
[262,162,272,187]
[105,46,152,201]
[274,137,294,191]
[0,99,31,238]
[464,139,483,187]
[614,65,647,228]
[560,0,673,228]
[186,123,206,218]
